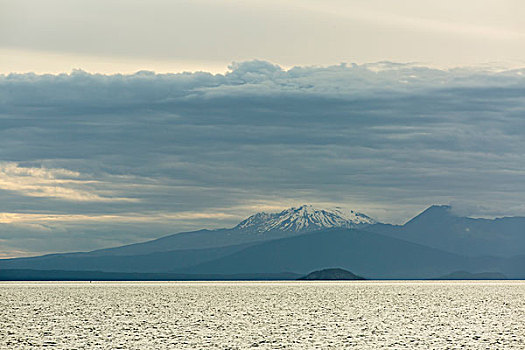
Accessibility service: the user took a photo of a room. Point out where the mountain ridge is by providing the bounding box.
[64,204,378,257]
[367,205,525,257]
[1,204,524,279]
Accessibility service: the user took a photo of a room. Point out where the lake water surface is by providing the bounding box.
[1,281,524,349]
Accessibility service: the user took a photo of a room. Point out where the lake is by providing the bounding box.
[1,281,524,349]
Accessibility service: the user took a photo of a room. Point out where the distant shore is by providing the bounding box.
[0,269,513,281]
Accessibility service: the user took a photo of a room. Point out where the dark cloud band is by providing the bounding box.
[1,61,524,256]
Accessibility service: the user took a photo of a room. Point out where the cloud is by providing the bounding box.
[1,61,525,255]
[0,162,136,202]
[0,211,235,225]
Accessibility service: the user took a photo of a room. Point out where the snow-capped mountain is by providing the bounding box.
[234,205,376,233]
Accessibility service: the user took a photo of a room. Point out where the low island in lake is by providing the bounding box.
[297,268,365,280]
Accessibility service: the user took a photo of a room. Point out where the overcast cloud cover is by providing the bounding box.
[1,61,525,257]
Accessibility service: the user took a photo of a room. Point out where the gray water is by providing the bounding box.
[1,281,524,349]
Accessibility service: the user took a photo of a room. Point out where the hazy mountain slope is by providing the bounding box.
[497,255,525,278]
[0,243,253,273]
[367,205,525,257]
[85,229,263,257]
[3,204,523,279]
[46,205,377,258]
[181,228,498,279]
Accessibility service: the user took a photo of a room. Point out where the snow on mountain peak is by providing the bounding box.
[235,205,376,233]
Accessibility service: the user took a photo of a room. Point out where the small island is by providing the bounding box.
[297,268,365,280]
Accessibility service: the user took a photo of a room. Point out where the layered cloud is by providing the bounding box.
[0,162,136,202]
[1,61,525,256]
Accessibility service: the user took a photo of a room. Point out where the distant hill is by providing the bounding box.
[298,268,365,280]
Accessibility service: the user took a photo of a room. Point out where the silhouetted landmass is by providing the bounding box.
[367,205,525,257]
[1,205,525,280]
[0,243,255,273]
[183,229,493,279]
[0,269,301,281]
[4,228,521,279]
[435,271,508,280]
[297,268,365,280]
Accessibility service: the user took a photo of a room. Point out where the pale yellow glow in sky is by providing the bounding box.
[0,48,231,74]
[0,211,236,225]
[0,162,136,202]
[1,0,524,74]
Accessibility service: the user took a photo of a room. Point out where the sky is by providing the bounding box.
[1,0,525,257]
[2,0,525,73]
